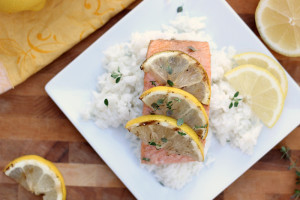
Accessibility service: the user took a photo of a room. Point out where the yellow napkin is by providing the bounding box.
[0,0,135,94]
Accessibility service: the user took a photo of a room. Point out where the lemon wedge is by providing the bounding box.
[140,86,209,139]
[225,65,284,127]
[3,155,66,200]
[141,50,211,105]
[255,0,300,57]
[234,52,288,97]
[126,115,204,161]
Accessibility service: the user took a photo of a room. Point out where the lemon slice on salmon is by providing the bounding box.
[141,51,211,105]
[225,65,284,127]
[3,155,66,200]
[126,115,204,161]
[234,52,288,98]
[140,86,209,139]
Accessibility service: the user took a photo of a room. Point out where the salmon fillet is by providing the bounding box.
[141,39,211,165]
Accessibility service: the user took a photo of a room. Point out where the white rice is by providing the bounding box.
[84,15,263,189]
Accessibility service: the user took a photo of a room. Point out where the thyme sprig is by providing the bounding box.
[111,67,122,83]
[229,91,242,109]
[280,146,300,199]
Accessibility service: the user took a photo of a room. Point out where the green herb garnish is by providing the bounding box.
[104,99,108,107]
[167,80,174,87]
[151,103,160,111]
[157,98,165,105]
[280,146,300,199]
[188,46,197,52]
[150,81,157,86]
[178,131,186,136]
[177,118,184,126]
[166,101,173,110]
[111,67,122,83]
[166,65,173,74]
[142,157,150,162]
[161,138,167,143]
[194,124,208,129]
[229,91,242,109]
[292,190,300,200]
[177,6,183,13]
[174,97,181,102]
[148,141,157,146]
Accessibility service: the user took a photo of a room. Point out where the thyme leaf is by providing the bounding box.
[188,46,197,52]
[161,138,167,143]
[178,131,186,136]
[177,6,183,13]
[150,81,157,86]
[167,80,174,87]
[142,157,150,162]
[177,118,184,126]
[166,65,173,75]
[104,99,109,107]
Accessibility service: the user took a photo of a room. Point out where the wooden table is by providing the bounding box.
[0,0,299,199]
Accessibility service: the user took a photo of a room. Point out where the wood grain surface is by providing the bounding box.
[0,0,299,199]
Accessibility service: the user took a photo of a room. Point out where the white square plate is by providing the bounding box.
[45,0,300,199]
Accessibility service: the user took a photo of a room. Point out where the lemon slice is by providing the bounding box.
[140,86,209,139]
[141,51,211,105]
[255,0,300,57]
[225,65,284,127]
[125,115,204,161]
[3,155,66,200]
[234,52,288,97]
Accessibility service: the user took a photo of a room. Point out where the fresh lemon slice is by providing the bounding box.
[125,115,204,161]
[225,65,284,127]
[141,50,211,105]
[140,86,209,139]
[0,0,46,13]
[3,155,66,200]
[234,52,288,97]
[255,0,300,57]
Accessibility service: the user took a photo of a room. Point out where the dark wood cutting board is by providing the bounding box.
[0,0,299,199]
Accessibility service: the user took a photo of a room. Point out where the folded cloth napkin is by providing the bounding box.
[0,0,135,94]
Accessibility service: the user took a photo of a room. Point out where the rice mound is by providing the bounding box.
[85,15,263,189]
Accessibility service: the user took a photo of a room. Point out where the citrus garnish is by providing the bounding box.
[125,115,204,161]
[255,0,300,57]
[225,64,284,127]
[234,52,288,97]
[3,155,66,200]
[140,86,209,139]
[141,50,211,105]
